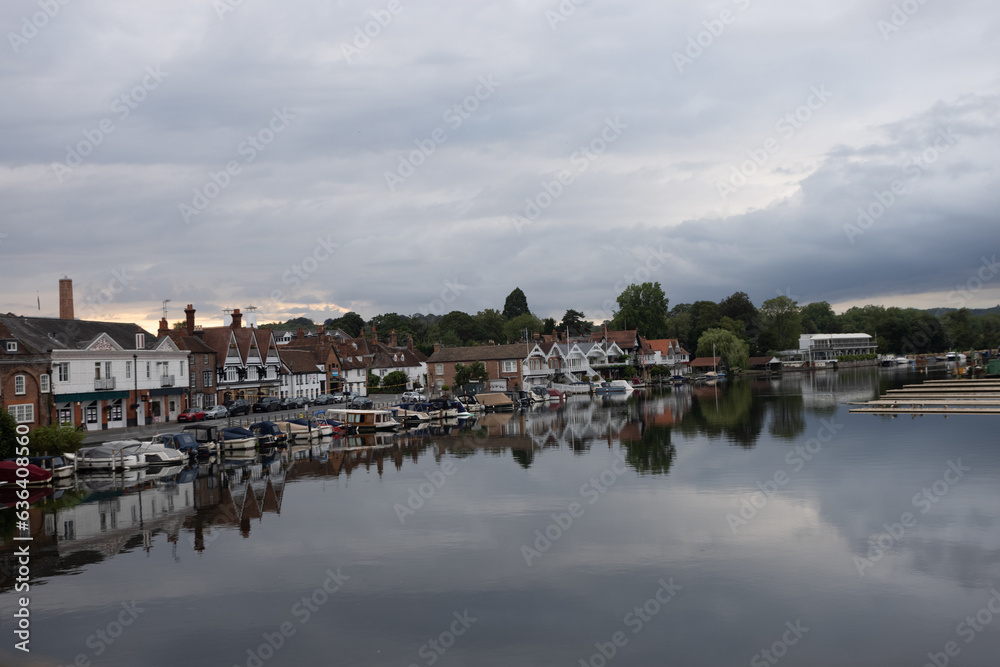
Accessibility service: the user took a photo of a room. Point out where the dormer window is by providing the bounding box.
[5,341,16,353]
[135,333,145,349]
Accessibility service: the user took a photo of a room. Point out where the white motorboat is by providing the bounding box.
[122,439,188,466]
[74,443,144,471]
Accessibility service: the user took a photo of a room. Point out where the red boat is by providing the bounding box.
[0,460,54,486]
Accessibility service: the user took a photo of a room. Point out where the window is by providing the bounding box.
[8,404,34,423]
[126,361,131,379]
[158,362,170,377]
[85,405,98,424]
[57,363,69,382]
[435,364,444,375]
[40,374,50,393]
[5,341,16,353]
[502,360,517,373]
[15,375,26,395]
[136,333,145,349]
[190,370,195,388]
[105,361,112,378]
[110,402,123,421]
[204,354,209,365]
[94,363,102,380]
[58,407,72,425]
[204,370,213,387]
[146,361,151,379]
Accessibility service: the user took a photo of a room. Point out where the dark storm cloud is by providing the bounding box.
[1,0,998,326]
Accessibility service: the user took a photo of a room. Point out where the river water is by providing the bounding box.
[2,367,998,667]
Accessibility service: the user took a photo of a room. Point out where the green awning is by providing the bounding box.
[54,391,130,403]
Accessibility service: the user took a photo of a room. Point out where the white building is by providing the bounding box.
[798,333,877,363]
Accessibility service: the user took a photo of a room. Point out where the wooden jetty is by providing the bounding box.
[849,379,1000,415]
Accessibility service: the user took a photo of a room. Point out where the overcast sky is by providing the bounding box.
[2,0,998,331]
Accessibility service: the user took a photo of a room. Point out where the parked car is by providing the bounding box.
[279,396,308,410]
[402,391,426,402]
[228,399,251,416]
[313,394,335,405]
[332,392,346,403]
[204,404,229,419]
[253,397,282,413]
[178,408,206,422]
[348,396,373,409]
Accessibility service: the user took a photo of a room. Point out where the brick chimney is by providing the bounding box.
[231,308,242,329]
[158,317,170,336]
[371,325,377,343]
[433,342,441,353]
[58,278,74,320]
[185,304,196,335]
[390,329,397,347]
[407,333,414,350]
[296,327,304,339]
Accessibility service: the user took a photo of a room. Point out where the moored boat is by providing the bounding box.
[219,426,259,450]
[74,443,144,471]
[324,408,399,432]
[0,460,53,485]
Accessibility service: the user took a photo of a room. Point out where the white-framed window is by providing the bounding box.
[40,374,50,394]
[126,361,132,379]
[8,404,34,423]
[203,370,213,387]
[94,363,102,380]
[15,375,26,395]
[105,361,112,378]
[435,364,444,375]
[136,333,145,349]
[5,341,16,353]
[502,360,517,373]
[146,361,151,379]
[56,363,69,382]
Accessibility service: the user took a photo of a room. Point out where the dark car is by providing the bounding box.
[228,399,251,416]
[253,397,282,413]
[313,394,334,405]
[348,396,373,409]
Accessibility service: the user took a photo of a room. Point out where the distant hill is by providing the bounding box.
[924,305,1000,317]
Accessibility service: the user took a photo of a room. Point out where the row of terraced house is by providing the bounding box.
[0,280,428,431]
[425,329,691,393]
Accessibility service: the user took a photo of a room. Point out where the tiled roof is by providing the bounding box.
[689,357,722,368]
[427,343,531,363]
[279,348,321,374]
[0,314,155,352]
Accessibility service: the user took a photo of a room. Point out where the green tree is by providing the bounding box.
[439,311,485,345]
[610,282,669,339]
[469,361,489,384]
[559,309,588,337]
[475,309,506,344]
[696,328,750,370]
[688,300,721,348]
[503,287,530,320]
[541,317,556,336]
[325,311,365,337]
[503,313,543,342]
[942,308,979,351]
[718,292,758,331]
[367,372,381,393]
[381,370,409,392]
[453,364,472,391]
[801,301,840,334]
[27,425,84,455]
[0,409,18,460]
[758,296,802,352]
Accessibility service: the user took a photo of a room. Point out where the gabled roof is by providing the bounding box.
[371,344,425,370]
[645,339,686,355]
[689,356,722,368]
[279,348,322,374]
[0,314,155,352]
[427,343,531,363]
[166,331,216,355]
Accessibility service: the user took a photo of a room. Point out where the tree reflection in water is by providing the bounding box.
[621,424,676,475]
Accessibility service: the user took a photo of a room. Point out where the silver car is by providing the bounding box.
[203,404,229,419]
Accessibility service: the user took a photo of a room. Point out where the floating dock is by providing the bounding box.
[849,379,1000,416]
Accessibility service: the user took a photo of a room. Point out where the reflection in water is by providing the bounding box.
[620,423,675,475]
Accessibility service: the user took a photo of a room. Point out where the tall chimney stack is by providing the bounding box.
[390,330,398,347]
[158,318,170,336]
[185,304,196,335]
[58,278,74,320]
[231,308,243,329]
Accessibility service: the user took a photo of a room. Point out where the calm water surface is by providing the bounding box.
[3,368,999,666]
